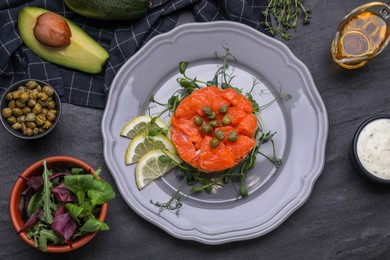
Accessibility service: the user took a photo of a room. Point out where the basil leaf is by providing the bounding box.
[87,179,115,206]
[65,203,84,223]
[79,217,109,233]
[64,174,93,203]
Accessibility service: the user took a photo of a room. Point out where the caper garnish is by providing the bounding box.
[12,122,22,130]
[17,115,26,123]
[7,116,16,125]
[25,113,36,122]
[202,106,212,116]
[215,129,225,140]
[15,99,26,108]
[12,108,23,117]
[8,100,16,109]
[26,80,39,89]
[23,127,33,136]
[210,138,220,148]
[27,99,37,108]
[46,110,57,122]
[207,112,216,120]
[42,85,54,96]
[201,123,213,134]
[25,121,36,129]
[20,92,30,102]
[6,92,14,101]
[227,131,238,142]
[209,120,219,127]
[47,100,56,110]
[42,121,52,129]
[38,92,49,101]
[32,127,39,135]
[30,89,39,99]
[33,103,42,114]
[23,106,31,115]
[36,114,46,126]
[12,90,22,99]
[218,104,229,114]
[222,115,231,126]
[2,107,12,118]
[194,116,203,126]
[41,108,48,116]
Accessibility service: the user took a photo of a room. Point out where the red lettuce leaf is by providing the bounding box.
[52,205,77,241]
[52,183,75,203]
[18,209,43,234]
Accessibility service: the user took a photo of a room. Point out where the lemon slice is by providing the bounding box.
[135,149,182,190]
[120,116,168,139]
[125,134,176,165]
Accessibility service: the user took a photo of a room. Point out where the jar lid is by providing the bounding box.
[351,114,390,184]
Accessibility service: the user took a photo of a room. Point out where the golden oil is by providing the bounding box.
[331,2,390,69]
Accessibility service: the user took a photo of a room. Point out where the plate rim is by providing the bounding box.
[102,21,328,244]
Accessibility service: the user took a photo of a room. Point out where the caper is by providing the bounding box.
[207,112,216,120]
[25,113,36,122]
[201,123,213,134]
[27,99,37,108]
[17,115,26,123]
[6,92,14,101]
[23,107,31,115]
[33,103,42,114]
[38,100,49,107]
[13,90,23,99]
[15,99,26,108]
[18,86,26,91]
[222,115,231,126]
[36,114,46,126]
[38,127,45,134]
[23,127,33,136]
[20,92,30,102]
[194,116,203,126]
[46,110,57,122]
[218,104,229,114]
[47,100,56,110]
[227,131,238,142]
[215,129,225,140]
[8,100,15,109]
[12,108,23,117]
[209,120,219,127]
[38,92,49,101]
[210,138,220,148]
[42,120,52,129]
[21,122,26,133]
[32,127,39,135]
[7,116,16,125]
[36,85,42,92]
[2,107,12,118]
[42,85,54,96]
[30,89,39,99]
[25,121,36,129]
[12,122,22,130]
[202,106,212,116]
[26,80,39,89]
[41,108,48,116]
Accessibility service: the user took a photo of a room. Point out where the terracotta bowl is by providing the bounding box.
[9,156,108,253]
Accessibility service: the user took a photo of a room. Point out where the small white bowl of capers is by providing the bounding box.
[1,79,61,139]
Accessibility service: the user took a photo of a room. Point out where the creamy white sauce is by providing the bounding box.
[356,118,390,180]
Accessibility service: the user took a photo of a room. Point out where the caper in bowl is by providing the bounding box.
[0,79,61,139]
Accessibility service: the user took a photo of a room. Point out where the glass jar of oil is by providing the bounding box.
[331,2,390,69]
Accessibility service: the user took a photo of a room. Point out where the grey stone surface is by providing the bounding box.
[2,0,390,259]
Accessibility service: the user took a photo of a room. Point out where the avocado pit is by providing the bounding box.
[33,12,71,47]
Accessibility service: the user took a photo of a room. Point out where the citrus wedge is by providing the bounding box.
[135,149,182,190]
[120,116,168,139]
[125,134,176,165]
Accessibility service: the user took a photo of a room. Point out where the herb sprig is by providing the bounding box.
[263,0,311,40]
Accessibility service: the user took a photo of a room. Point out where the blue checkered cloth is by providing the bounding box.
[0,0,268,109]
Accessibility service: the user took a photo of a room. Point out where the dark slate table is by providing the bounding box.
[2,0,390,259]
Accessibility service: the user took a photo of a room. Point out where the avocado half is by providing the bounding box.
[18,7,109,74]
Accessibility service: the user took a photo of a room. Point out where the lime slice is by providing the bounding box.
[125,134,176,165]
[120,116,168,139]
[135,149,182,190]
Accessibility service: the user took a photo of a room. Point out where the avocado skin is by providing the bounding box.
[18,7,109,74]
[64,0,150,20]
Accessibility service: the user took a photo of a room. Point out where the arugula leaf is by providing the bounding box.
[79,217,109,233]
[42,160,56,224]
[37,228,61,252]
[27,192,42,217]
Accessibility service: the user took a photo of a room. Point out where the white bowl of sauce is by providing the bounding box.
[351,115,390,184]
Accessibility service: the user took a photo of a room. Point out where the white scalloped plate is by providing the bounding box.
[102,21,328,244]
